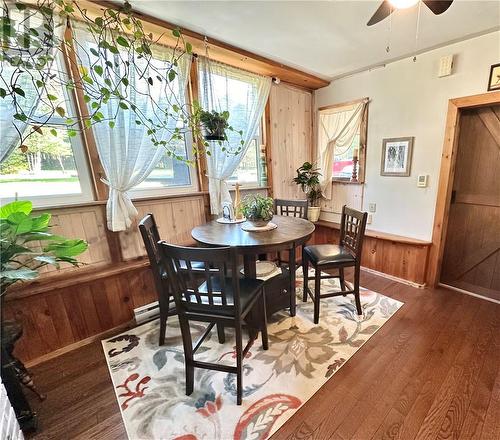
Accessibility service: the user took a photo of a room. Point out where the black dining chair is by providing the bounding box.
[302,205,368,324]
[139,214,174,346]
[273,198,309,266]
[160,243,269,405]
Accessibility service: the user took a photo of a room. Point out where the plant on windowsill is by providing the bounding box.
[0,0,242,163]
[293,161,323,222]
[0,199,88,431]
[239,194,274,227]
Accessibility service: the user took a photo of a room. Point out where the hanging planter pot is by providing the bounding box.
[200,110,230,141]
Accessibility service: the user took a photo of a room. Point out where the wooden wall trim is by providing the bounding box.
[428,91,500,286]
[88,0,329,90]
[315,220,431,246]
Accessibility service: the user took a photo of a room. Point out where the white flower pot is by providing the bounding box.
[307,206,321,222]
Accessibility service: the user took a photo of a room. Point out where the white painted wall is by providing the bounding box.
[315,31,500,241]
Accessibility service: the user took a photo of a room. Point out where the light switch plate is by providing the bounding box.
[368,203,376,213]
[367,214,373,224]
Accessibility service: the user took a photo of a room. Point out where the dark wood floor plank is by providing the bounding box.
[22,271,500,440]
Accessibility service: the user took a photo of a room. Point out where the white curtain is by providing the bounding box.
[72,21,191,231]
[317,99,368,199]
[198,57,271,215]
[0,8,65,163]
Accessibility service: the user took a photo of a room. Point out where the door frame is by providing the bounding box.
[427,91,500,287]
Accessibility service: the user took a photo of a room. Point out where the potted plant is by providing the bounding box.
[293,162,323,222]
[239,194,274,227]
[199,109,230,141]
[0,200,88,430]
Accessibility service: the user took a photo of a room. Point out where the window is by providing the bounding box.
[0,56,93,206]
[318,99,368,183]
[227,126,264,187]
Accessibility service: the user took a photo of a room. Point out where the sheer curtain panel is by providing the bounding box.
[198,58,271,215]
[317,99,368,199]
[72,21,191,231]
[0,8,64,163]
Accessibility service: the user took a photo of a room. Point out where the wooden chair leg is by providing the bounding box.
[158,295,169,346]
[260,290,269,350]
[314,267,321,324]
[178,316,194,395]
[302,254,309,302]
[289,246,296,317]
[216,324,225,344]
[354,264,362,316]
[339,267,346,294]
[234,323,243,405]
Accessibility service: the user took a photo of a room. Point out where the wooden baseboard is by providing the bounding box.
[24,321,134,368]
[361,267,426,289]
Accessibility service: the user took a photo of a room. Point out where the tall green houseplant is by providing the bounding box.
[293,162,323,222]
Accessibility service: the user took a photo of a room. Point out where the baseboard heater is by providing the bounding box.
[133,301,159,324]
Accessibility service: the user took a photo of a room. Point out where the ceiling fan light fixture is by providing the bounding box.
[388,0,419,9]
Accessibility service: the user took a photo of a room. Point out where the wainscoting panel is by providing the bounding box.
[312,221,430,285]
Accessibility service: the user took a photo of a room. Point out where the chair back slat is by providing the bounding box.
[160,243,240,316]
[274,199,308,219]
[339,205,368,258]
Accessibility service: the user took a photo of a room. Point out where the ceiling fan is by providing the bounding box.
[367,0,454,26]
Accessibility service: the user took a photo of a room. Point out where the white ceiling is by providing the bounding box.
[129,1,500,79]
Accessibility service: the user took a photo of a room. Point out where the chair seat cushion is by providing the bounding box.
[186,277,264,315]
[304,244,355,266]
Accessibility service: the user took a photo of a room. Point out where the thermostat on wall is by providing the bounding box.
[417,174,429,188]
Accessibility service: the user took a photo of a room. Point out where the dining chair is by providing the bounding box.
[139,214,215,346]
[273,198,309,266]
[139,214,174,346]
[302,205,368,324]
[161,243,269,405]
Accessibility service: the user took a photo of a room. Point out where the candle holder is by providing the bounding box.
[351,156,358,182]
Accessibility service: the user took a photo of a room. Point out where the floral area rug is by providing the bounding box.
[102,269,403,440]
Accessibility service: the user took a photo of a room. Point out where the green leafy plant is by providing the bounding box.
[199,109,230,140]
[293,162,322,207]
[0,0,241,162]
[239,194,274,225]
[0,200,88,296]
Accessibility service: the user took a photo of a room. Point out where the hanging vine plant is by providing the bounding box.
[0,0,242,163]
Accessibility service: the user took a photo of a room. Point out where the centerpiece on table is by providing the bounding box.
[293,161,323,222]
[239,194,275,231]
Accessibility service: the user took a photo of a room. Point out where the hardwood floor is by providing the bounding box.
[26,271,500,440]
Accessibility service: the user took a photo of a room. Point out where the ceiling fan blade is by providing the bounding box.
[367,0,393,26]
[422,0,454,15]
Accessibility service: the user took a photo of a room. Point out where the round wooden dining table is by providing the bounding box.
[191,215,315,316]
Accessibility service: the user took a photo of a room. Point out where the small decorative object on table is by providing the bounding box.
[293,162,322,222]
[217,201,245,224]
[239,194,274,230]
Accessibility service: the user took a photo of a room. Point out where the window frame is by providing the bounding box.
[0,54,95,208]
[128,128,199,199]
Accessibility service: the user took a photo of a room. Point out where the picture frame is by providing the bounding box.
[487,63,500,91]
[380,137,414,177]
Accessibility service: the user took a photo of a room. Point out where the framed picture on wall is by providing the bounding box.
[380,137,414,176]
[487,63,500,91]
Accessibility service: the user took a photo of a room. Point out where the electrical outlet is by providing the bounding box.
[368,203,376,213]
[367,214,373,224]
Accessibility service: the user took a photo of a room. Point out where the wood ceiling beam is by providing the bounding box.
[87,0,330,90]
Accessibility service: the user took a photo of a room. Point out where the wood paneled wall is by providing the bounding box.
[268,83,313,199]
[5,194,208,364]
[312,221,431,286]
